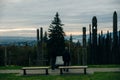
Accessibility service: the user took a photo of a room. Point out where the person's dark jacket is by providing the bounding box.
[63,50,70,62]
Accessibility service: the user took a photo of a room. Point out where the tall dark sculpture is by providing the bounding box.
[118,30,120,64]
[40,27,43,65]
[40,27,43,43]
[92,16,97,46]
[36,29,40,65]
[112,11,119,64]
[83,27,86,47]
[82,27,87,65]
[88,24,92,64]
[119,30,120,44]
[113,11,118,47]
[37,29,40,41]
[92,16,97,64]
[36,27,44,65]
[89,24,92,45]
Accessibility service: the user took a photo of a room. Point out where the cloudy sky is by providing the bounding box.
[0,0,120,37]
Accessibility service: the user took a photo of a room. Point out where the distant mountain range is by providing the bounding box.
[0,36,36,46]
[0,31,119,46]
[0,35,87,46]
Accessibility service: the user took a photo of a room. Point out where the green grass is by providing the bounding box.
[0,72,120,80]
[0,65,22,70]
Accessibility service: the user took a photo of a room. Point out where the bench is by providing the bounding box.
[22,66,50,75]
[59,66,88,75]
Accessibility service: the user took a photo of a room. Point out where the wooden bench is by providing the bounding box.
[59,66,88,75]
[22,66,50,75]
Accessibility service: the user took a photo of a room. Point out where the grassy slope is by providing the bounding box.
[0,72,120,80]
[0,66,22,70]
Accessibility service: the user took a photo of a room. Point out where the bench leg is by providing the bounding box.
[23,69,26,75]
[84,68,86,74]
[46,69,48,75]
[60,69,63,75]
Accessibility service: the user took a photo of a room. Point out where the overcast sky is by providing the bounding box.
[0,0,120,37]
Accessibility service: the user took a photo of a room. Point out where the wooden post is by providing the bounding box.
[4,47,7,66]
[82,27,87,65]
[40,27,43,66]
[36,29,40,65]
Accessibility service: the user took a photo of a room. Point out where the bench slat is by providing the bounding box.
[22,66,50,75]
[59,66,88,75]
[22,67,50,70]
[59,66,88,69]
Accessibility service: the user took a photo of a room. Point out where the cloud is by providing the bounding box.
[0,0,120,36]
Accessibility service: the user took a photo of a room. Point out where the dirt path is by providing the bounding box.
[0,68,120,75]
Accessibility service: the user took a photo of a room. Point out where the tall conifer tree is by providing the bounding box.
[48,12,65,56]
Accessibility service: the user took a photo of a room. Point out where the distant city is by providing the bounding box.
[0,35,83,46]
[0,36,36,46]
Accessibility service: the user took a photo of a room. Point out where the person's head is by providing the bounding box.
[65,47,68,50]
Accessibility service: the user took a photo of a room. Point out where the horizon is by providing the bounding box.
[0,0,120,37]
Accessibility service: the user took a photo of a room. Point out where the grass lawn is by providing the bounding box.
[0,72,120,80]
[0,66,22,70]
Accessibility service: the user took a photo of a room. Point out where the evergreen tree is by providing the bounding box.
[48,12,65,56]
[47,12,65,69]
